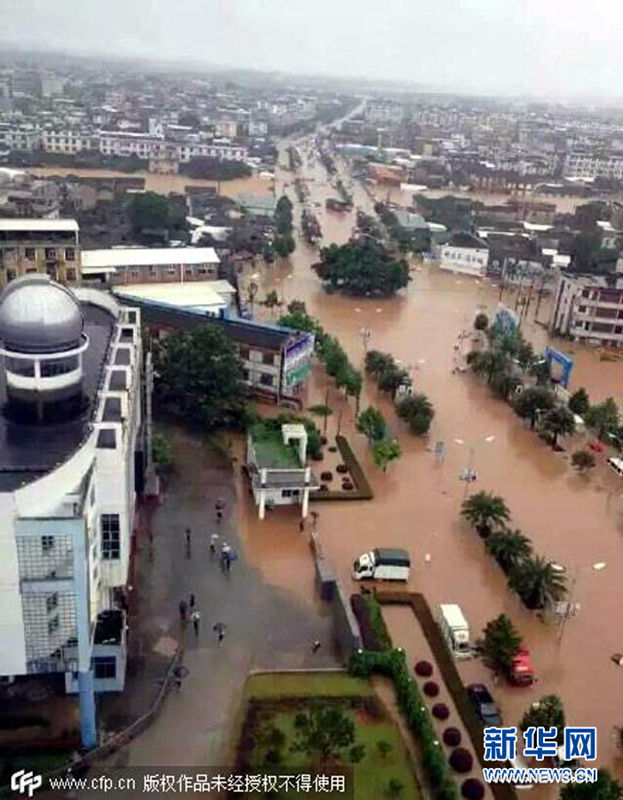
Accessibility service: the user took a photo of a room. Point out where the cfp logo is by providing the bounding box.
[10,770,42,798]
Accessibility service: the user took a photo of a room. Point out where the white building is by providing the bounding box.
[41,130,98,154]
[113,279,236,316]
[81,247,220,285]
[563,151,623,180]
[439,232,489,278]
[550,271,623,348]
[0,275,148,746]
[246,423,319,519]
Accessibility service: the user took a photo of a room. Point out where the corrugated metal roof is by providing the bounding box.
[0,218,79,232]
[82,247,219,268]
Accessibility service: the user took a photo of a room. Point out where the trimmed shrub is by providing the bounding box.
[320,471,333,481]
[329,446,338,453]
[461,779,485,800]
[423,681,440,697]
[443,728,462,747]
[432,703,450,720]
[320,436,328,445]
[415,660,433,677]
[449,748,474,774]
[342,480,354,490]
[336,463,348,473]
[349,594,392,651]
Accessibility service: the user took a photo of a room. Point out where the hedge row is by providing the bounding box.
[376,591,516,800]
[350,593,392,651]
[312,435,373,502]
[350,649,458,800]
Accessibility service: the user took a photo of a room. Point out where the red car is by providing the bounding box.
[509,648,536,686]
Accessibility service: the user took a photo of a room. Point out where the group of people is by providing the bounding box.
[209,533,234,572]
[178,594,201,637]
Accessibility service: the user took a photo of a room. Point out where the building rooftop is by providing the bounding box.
[0,302,114,492]
[251,425,302,469]
[113,281,230,310]
[0,218,79,232]
[82,247,219,269]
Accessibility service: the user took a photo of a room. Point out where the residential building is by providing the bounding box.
[438,232,489,278]
[563,151,623,180]
[550,271,623,348]
[364,101,405,125]
[237,194,278,218]
[246,423,320,519]
[113,279,236,316]
[81,247,220,285]
[0,219,80,288]
[0,275,148,746]
[41,130,98,154]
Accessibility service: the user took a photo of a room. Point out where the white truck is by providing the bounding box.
[439,603,472,659]
[352,548,410,581]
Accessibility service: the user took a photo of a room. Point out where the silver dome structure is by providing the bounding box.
[0,274,84,353]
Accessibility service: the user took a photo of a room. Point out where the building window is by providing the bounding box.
[260,373,274,387]
[101,514,121,560]
[66,248,75,261]
[45,248,56,261]
[25,247,35,260]
[42,535,55,553]
[93,656,116,680]
[46,593,58,613]
[242,368,250,381]
[7,270,16,281]
[262,352,275,365]
[239,347,250,360]
[47,616,59,635]
[67,268,76,281]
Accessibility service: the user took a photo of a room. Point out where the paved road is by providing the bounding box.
[104,422,337,770]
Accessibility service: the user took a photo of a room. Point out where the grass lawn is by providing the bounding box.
[241,672,421,800]
[247,672,374,699]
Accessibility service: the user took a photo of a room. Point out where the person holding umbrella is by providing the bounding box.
[213,622,226,645]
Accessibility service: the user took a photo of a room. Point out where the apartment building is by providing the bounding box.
[0,275,148,746]
[550,271,623,348]
[563,151,623,180]
[0,219,81,288]
[438,232,489,278]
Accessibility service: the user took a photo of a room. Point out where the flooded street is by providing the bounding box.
[237,140,623,778]
[25,165,273,198]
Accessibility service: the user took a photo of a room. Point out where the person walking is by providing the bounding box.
[189,593,195,610]
[224,550,231,572]
[213,622,226,645]
[298,519,305,533]
[209,533,219,556]
[185,528,191,546]
[190,610,201,638]
[311,640,321,654]
[178,600,188,624]
[220,542,231,572]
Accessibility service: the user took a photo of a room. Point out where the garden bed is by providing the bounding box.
[233,672,420,800]
[312,436,373,502]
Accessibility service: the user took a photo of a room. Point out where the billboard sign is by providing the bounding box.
[283,333,315,387]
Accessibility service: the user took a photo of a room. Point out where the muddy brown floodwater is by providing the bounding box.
[236,140,623,784]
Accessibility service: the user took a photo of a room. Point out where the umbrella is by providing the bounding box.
[213,623,227,634]
[215,499,226,510]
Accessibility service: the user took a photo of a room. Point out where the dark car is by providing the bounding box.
[467,683,502,726]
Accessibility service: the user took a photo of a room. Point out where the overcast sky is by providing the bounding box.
[3,0,623,98]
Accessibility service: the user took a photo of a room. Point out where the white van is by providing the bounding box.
[608,456,623,477]
[439,604,471,659]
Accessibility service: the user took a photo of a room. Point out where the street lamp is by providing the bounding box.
[454,435,496,500]
[551,561,607,646]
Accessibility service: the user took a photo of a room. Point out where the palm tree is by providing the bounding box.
[514,387,556,429]
[540,405,576,447]
[461,491,511,538]
[486,528,533,574]
[509,555,567,610]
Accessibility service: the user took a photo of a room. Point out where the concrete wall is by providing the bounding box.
[0,493,27,674]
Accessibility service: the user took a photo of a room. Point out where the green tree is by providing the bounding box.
[561,770,623,800]
[396,393,435,435]
[274,233,296,258]
[509,556,567,610]
[357,406,387,443]
[153,326,245,430]
[520,695,566,745]
[287,299,307,315]
[585,398,620,439]
[377,740,393,760]
[571,449,596,471]
[514,387,556,429]
[387,779,405,798]
[365,350,395,377]
[471,350,511,384]
[372,438,402,472]
[378,364,410,396]
[308,404,333,418]
[486,528,533,573]
[540,405,576,447]
[461,491,511,537]
[568,388,590,416]
[152,433,173,473]
[275,195,294,235]
[291,706,356,764]
[529,357,552,386]
[350,744,366,764]
[127,191,174,232]
[481,613,522,674]
[474,313,489,331]
[517,340,535,370]
[314,239,409,296]
[263,290,280,309]
[489,370,522,400]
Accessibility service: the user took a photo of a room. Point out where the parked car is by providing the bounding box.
[467,683,502,725]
